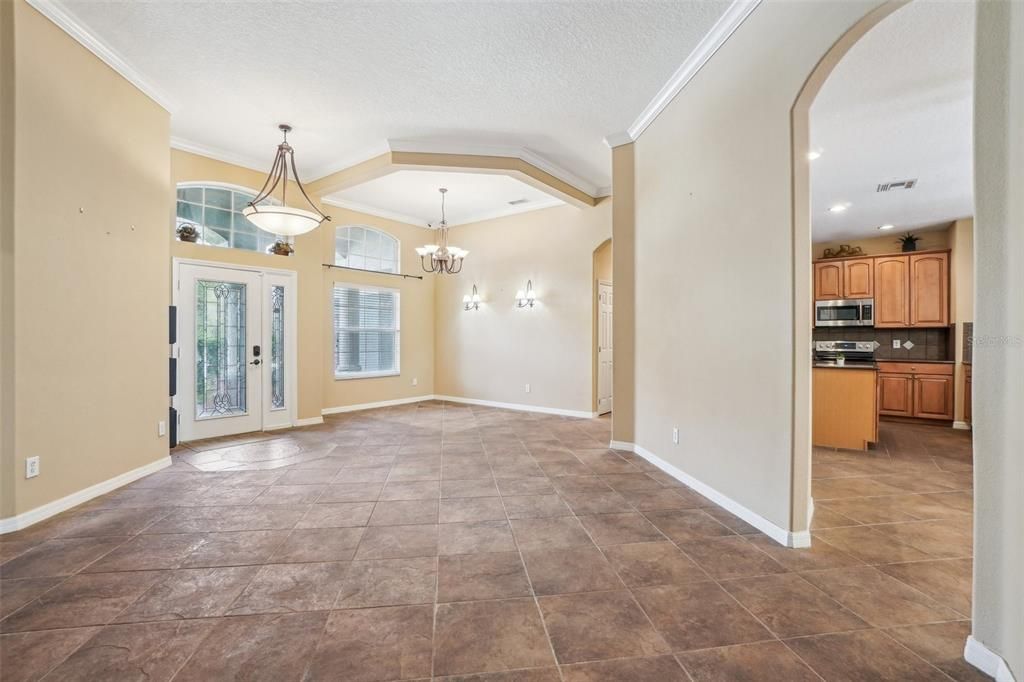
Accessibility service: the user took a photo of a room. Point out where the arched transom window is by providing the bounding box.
[175,183,281,252]
[335,225,400,274]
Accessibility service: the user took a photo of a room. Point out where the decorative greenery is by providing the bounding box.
[821,244,865,259]
[898,232,920,248]
[267,240,294,257]
[176,223,199,243]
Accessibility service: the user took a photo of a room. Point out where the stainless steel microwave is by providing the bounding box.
[815,298,874,327]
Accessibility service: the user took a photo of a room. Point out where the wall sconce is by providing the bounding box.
[463,284,482,311]
[515,280,537,308]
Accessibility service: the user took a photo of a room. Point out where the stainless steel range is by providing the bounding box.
[813,340,877,368]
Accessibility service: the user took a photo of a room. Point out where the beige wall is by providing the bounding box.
[972,0,1022,676]
[949,217,974,424]
[4,0,170,516]
[171,150,435,419]
[1,0,16,519]
[611,144,636,442]
[434,202,612,414]
[812,224,950,257]
[631,0,881,533]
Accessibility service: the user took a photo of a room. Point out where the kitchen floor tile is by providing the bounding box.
[335,557,437,608]
[632,581,771,651]
[521,546,622,595]
[226,561,349,615]
[677,640,821,681]
[434,598,554,676]
[0,628,98,682]
[538,590,669,663]
[721,573,869,637]
[437,552,531,602]
[784,629,947,682]
[561,655,689,681]
[306,605,433,681]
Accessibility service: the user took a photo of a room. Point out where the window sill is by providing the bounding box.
[334,371,400,381]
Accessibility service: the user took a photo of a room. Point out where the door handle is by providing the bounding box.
[249,359,261,366]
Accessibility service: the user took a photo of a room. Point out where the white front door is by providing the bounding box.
[597,281,613,415]
[176,263,294,441]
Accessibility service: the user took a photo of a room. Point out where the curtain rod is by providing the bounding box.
[321,263,424,280]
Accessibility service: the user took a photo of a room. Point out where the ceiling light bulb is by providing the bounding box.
[807,149,822,161]
[878,224,895,231]
[514,290,525,301]
[463,294,471,303]
[828,203,849,213]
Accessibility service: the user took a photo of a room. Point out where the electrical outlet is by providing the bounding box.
[525,383,531,394]
[25,456,40,479]
[672,428,680,445]
[892,339,901,349]
[412,377,418,387]
[158,420,166,437]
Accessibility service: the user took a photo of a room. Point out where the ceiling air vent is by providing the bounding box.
[877,179,917,192]
[508,198,530,206]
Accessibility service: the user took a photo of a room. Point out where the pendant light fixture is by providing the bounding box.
[243,124,331,237]
[417,188,468,275]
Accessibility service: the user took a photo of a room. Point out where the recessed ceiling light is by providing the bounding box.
[878,224,895,231]
[807,149,822,161]
[828,203,849,213]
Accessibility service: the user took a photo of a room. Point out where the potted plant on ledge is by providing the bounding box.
[899,232,920,252]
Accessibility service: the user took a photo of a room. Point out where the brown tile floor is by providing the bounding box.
[0,405,986,681]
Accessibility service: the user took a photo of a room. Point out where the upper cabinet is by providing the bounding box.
[909,252,949,327]
[812,250,949,329]
[874,256,912,327]
[814,258,873,300]
[843,259,874,298]
[814,262,843,300]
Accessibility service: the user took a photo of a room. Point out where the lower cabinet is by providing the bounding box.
[877,362,955,421]
[878,374,914,417]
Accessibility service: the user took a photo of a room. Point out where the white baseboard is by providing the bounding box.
[322,395,435,415]
[0,456,173,534]
[611,440,809,548]
[435,395,596,419]
[965,636,1017,682]
[609,440,634,451]
[292,416,324,427]
[953,420,972,431]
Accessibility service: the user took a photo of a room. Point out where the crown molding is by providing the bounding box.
[604,0,762,147]
[170,137,270,173]
[321,197,431,229]
[24,0,177,113]
[386,139,602,199]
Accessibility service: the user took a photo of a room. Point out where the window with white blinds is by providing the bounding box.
[333,285,400,379]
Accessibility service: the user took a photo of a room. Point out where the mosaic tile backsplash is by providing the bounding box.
[813,326,954,361]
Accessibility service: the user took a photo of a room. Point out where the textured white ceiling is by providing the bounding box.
[54,0,731,190]
[325,170,563,227]
[810,0,975,243]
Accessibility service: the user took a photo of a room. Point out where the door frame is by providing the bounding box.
[596,279,614,415]
[172,257,299,438]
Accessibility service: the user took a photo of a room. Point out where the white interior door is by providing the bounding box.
[178,264,263,441]
[597,281,613,415]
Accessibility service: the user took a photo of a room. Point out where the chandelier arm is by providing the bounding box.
[287,149,330,222]
[251,149,286,207]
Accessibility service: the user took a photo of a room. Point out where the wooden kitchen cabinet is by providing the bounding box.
[814,259,873,300]
[874,256,911,327]
[814,261,843,300]
[914,375,954,420]
[909,252,949,327]
[843,258,874,298]
[877,362,954,421]
[878,373,914,417]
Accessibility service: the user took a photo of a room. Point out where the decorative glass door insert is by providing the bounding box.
[195,280,248,419]
[270,285,285,410]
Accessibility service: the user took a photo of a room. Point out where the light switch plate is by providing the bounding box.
[892,339,901,349]
[25,456,40,479]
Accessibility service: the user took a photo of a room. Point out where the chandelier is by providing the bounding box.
[417,188,468,274]
[243,124,330,237]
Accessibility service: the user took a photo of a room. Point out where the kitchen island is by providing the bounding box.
[813,364,879,450]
